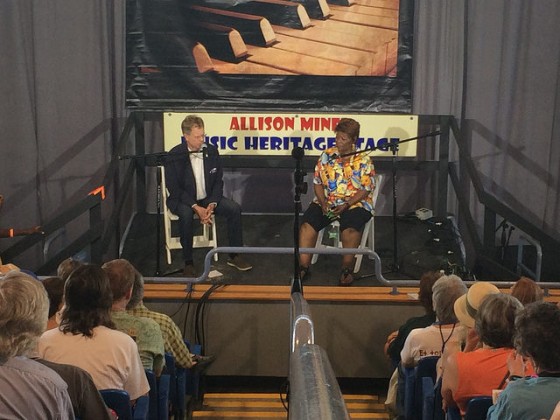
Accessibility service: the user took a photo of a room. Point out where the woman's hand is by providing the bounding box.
[331,202,349,216]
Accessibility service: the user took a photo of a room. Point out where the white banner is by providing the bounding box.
[164,112,419,157]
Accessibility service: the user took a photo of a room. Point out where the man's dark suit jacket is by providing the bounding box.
[164,143,224,213]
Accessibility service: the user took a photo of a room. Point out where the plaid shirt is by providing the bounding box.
[127,303,194,368]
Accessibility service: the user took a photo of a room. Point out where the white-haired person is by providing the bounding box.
[0,271,74,419]
[487,301,560,420]
[400,274,467,367]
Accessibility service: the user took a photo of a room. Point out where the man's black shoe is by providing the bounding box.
[192,354,216,371]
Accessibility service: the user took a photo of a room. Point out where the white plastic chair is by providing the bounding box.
[311,174,383,273]
[160,166,218,265]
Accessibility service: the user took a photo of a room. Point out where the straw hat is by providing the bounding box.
[453,281,500,328]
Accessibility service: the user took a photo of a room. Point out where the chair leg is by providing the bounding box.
[166,246,172,266]
[311,228,325,265]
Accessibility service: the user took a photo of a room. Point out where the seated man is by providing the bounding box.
[0,271,74,419]
[102,259,165,375]
[38,264,150,403]
[298,117,376,286]
[126,264,215,370]
[165,114,252,276]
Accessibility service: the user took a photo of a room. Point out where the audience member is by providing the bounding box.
[441,293,524,415]
[42,276,65,330]
[385,271,443,368]
[102,259,165,374]
[510,276,543,305]
[38,264,149,402]
[400,275,467,367]
[452,281,500,352]
[487,302,560,420]
[0,271,74,419]
[57,257,84,281]
[126,265,215,370]
[551,402,560,420]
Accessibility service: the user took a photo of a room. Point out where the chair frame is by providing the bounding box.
[311,174,383,273]
[160,166,218,265]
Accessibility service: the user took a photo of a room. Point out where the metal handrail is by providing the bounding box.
[290,292,314,352]
[143,246,560,293]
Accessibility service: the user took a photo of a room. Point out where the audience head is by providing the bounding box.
[510,276,543,305]
[101,259,136,303]
[432,274,468,324]
[418,270,444,315]
[0,271,49,363]
[42,276,65,319]
[57,258,84,281]
[60,264,114,337]
[334,118,360,143]
[514,301,560,373]
[126,266,145,310]
[475,293,522,349]
[454,281,500,328]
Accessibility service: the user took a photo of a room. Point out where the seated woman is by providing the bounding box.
[38,264,149,403]
[487,302,560,420]
[400,275,467,367]
[510,276,543,305]
[298,118,376,286]
[385,271,443,368]
[441,293,524,415]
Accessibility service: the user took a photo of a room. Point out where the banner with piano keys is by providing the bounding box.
[126,0,414,112]
[164,112,419,156]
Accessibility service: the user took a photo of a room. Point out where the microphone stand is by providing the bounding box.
[291,147,307,294]
[339,130,441,278]
[120,148,205,276]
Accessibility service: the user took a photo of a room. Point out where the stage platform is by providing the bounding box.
[122,213,466,286]
[120,214,559,379]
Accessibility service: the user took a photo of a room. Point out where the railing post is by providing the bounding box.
[134,111,147,213]
[90,200,103,264]
[437,116,450,217]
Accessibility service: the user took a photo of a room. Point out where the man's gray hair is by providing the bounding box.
[432,274,467,324]
[0,272,49,362]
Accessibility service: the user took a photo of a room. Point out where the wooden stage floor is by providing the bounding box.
[122,213,466,287]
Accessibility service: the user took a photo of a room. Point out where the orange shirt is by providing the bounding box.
[454,348,513,414]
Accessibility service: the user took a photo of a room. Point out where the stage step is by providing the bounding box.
[191,392,390,419]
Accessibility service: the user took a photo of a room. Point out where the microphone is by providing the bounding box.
[201,143,208,158]
[292,146,304,160]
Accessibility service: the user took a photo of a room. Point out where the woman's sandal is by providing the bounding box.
[339,267,354,286]
[299,265,310,282]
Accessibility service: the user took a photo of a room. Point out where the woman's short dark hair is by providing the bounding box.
[59,264,114,337]
[418,271,444,315]
[514,302,560,372]
[41,276,65,318]
[475,293,522,348]
[334,118,360,142]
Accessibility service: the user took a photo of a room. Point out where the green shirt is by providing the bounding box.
[112,310,165,373]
